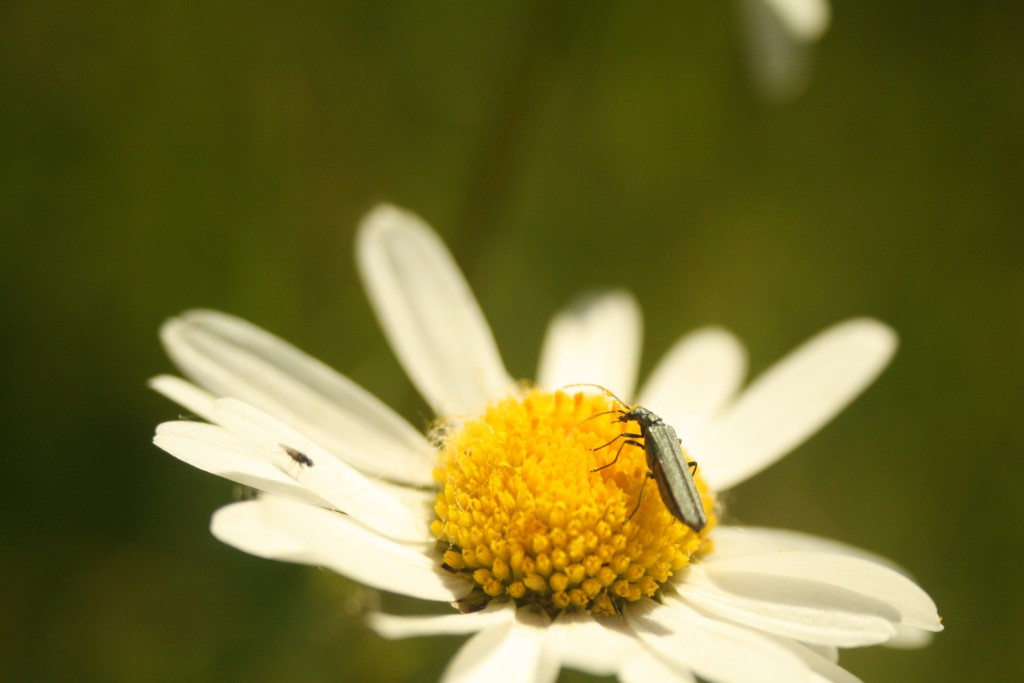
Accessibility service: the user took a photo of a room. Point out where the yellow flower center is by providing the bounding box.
[430,389,717,616]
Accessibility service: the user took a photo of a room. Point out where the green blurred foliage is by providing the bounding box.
[2,1,1022,681]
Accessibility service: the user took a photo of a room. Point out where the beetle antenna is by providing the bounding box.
[575,408,622,426]
[559,383,631,409]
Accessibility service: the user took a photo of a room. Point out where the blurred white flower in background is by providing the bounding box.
[738,0,832,102]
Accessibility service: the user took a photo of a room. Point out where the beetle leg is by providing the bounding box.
[627,471,656,520]
[593,431,642,451]
[592,438,643,472]
[592,440,627,472]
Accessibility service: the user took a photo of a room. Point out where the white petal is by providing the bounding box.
[210,398,432,542]
[211,496,468,602]
[770,639,863,683]
[700,551,942,632]
[546,612,638,676]
[700,319,897,490]
[160,309,435,485]
[150,375,217,421]
[673,567,898,646]
[536,290,642,399]
[711,526,912,576]
[370,479,437,518]
[442,608,555,683]
[368,602,515,639]
[626,598,814,683]
[156,419,433,528]
[155,421,327,506]
[356,204,515,417]
[620,651,697,683]
[799,642,838,663]
[885,624,935,649]
[638,327,747,441]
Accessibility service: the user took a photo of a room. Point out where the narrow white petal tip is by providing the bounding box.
[826,316,900,382]
[149,374,218,419]
[148,374,180,401]
[886,624,938,649]
[358,203,424,238]
[841,316,898,358]
[159,308,217,345]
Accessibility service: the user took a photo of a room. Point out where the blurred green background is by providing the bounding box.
[3,1,1021,681]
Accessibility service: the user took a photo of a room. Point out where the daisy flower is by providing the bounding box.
[738,0,831,102]
[152,205,941,682]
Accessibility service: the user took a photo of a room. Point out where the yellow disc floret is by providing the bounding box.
[430,389,716,616]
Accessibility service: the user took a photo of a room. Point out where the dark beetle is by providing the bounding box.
[571,385,708,532]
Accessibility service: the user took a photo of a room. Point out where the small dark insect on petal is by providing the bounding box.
[281,444,314,467]
[452,589,490,614]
